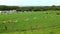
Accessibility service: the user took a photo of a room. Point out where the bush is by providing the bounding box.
[46,12,48,14]
[56,13,60,15]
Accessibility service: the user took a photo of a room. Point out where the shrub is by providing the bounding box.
[56,13,60,15]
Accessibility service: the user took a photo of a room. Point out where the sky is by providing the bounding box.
[0,0,60,6]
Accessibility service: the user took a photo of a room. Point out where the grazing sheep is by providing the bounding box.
[8,20,12,23]
[2,21,6,24]
[0,11,2,15]
[7,20,18,24]
[13,20,18,24]
[20,12,22,13]
[24,11,27,12]
[25,18,29,22]
[30,26,37,32]
[15,20,18,22]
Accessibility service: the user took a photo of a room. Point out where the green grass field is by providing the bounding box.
[0,11,60,34]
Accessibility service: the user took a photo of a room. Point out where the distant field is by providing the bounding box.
[0,11,60,34]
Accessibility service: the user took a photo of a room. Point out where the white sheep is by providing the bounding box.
[25,18,29,21]
[13,20,18,24]
[8,20,12,23]
[3,21,6,24]
[13,20,18,23]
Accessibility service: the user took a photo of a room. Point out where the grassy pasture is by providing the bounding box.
[0,11,60,34]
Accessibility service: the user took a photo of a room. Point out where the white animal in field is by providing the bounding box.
[0,11,2,14]
[14,20,18,23]
[8,20,12,23]
[8,20,18,24]
[24,11,26,12]
[0,11,2,13]
[25,18,29,21]
[13,20,18,23]
[20,12,22,13]
[3,21,6,24]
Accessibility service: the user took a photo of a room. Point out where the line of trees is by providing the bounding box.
[0,5,20,11]
[0,5,60,11]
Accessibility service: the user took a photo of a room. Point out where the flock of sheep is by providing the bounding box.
[1,20,18,24]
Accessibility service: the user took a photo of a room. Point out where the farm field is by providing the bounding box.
[0,11,60,34]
